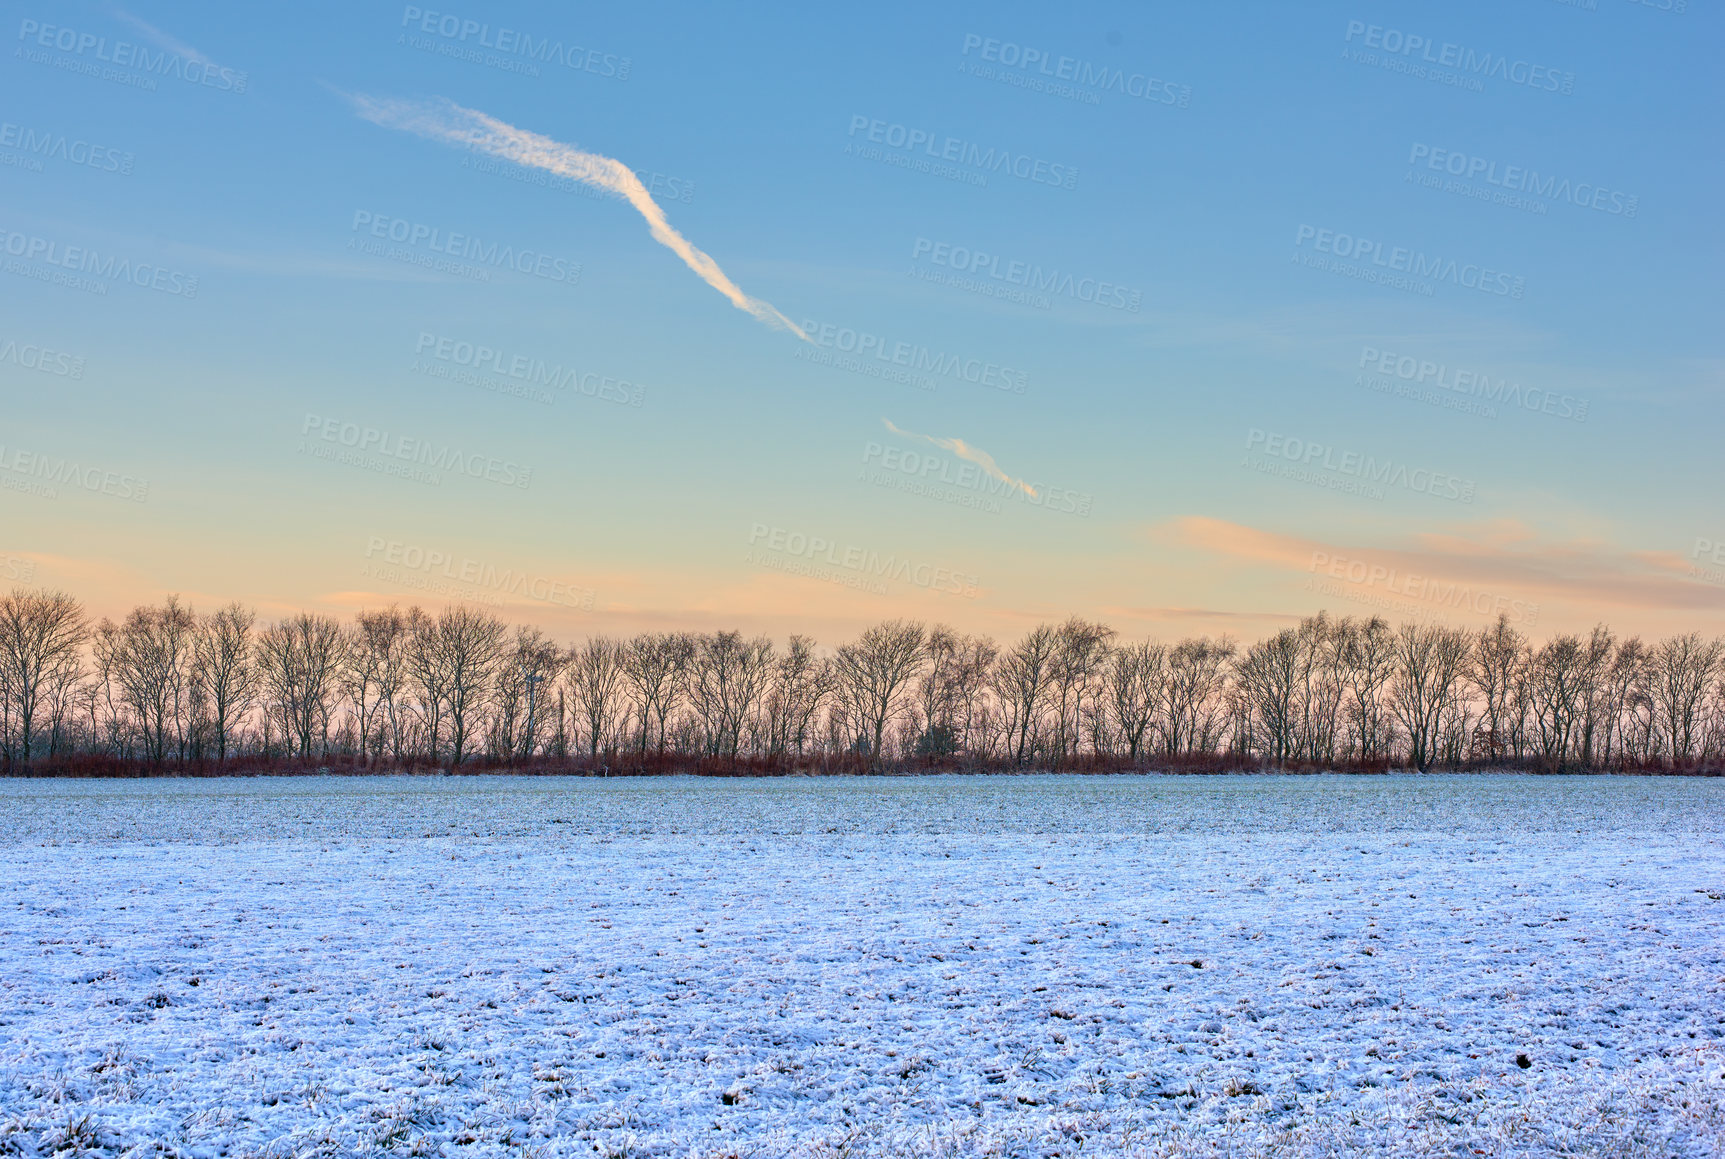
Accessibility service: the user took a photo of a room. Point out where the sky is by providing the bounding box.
[2,0,1722,645]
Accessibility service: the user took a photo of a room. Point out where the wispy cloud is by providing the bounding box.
[1167,515,1725,614]
[883,419,1037,499]
[345,93,808,340]
[109,7,215,66]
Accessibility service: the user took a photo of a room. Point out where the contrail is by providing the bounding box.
[347,94,808,340]
[883,419,1038,499]
[109,8,216,67]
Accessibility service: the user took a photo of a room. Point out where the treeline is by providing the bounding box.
[1,587,1723,776]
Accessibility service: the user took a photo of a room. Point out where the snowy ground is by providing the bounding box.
[2,775,1723,1158]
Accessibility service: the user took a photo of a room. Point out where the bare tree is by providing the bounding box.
[86,619,131,760]
[835,620,926,762]
[1340,616,1396,761]
[1599,636,1650,766]
[402,607,442,761]
[192,603,256,765]
[1526,633,1586,768]
[429,606,506,767]
[763,635,834,758]
[1389,622,1472,773]
[914,625,962,755]
[490,626,565,761]
[1046,618,1116,767]
[110,597,198,765]
[946,634,999,756]
[256,612,346,760]
[1468,614,1525,761]
[688,631,774,759]
[567,636,626,759]
[1297,613,1348,763]
[345,608,408,766]
[0,588,88,767]
[1236,628,1303,763]
[1648,633,1723,764]
[1574,625,1617,767]
[992,624,1058,765]
[1106,641,1166,761]
[1162,636,1235,756]
[621,633,695,755]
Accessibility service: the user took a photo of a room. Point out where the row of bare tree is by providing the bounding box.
[3,587,1723,773]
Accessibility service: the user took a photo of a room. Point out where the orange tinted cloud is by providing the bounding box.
[1168,516,1725,614]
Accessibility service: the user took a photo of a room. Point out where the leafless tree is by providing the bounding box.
[1573,625,1617,767]
[621,632,695,754]
[1526,633,1586,767]
[257,612,346,760]
[1236,627,1302,762]
[688,631,774,758]
[345,608,409,766]
[1389,622,1471,772]
[86,619,131,759]
[1046,618,1115,767]
[109,597,198,765]
[915,625,962,750]
[763,635,834,758]
[567,636,626,759]
[1162,636,1235,755]
[992,624,1058,765]
[1297,613,1349,763]
[942,635,995,754]
[1647,633,1723,764]
[424,606,506,766]
[835,620,926,761]
[490,626,565,761]
[191,603,256,765]
[1601,637,1651,765]
[9,580,1725,776]
[1468,614,1526,761]
[1106,641,1166,761]
[1340,616,1396,761]
[0,588,87,767]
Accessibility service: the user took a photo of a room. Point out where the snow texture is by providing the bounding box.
[2,774,1723,1157]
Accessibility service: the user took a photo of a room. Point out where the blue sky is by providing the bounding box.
[3,0,1721,641]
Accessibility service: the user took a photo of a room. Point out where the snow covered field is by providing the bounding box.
[2,775,1723,1157]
